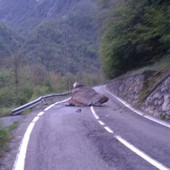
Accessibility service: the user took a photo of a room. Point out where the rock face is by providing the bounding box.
[107,71,170,120]
[141,76,170,118]
[69,83,109,106]
[107,73,144,106]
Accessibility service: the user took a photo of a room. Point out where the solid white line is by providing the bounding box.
[13,122,35,170]
[144,115,170,128]
[32,117,39,123]
[13,98,70,170]
[104,87,170,128]
[37,111,44,117]
[104,126,114,133]
[98,120,105,126]
[115,135,169,170]
[44,104,54,111]
[55,98,71,105]
[91,106,99,119]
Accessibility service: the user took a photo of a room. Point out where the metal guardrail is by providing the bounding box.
[12,92,71,115]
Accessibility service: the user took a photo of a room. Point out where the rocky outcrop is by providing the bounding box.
[141,76,170,118]
[107,72,149,106]
[107,71,170,120]
[69,83,109,106]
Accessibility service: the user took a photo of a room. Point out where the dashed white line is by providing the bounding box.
[13,98,69,170]
[104,126,114,133]
[98,120,105,126]
[104,87,170,129]
[91,106,169,170]
[115,135,169,170]
[91,106,99,119]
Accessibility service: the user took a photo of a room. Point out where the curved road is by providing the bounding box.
[13,86,170,170]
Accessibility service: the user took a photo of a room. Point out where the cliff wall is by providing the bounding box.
[107,70,170,120]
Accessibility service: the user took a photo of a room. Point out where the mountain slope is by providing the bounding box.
[0,0,97,34]
[0,0,100,75]
[0,23,24,58]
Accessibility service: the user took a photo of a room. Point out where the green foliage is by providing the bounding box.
[100,0,170,79]
[0,87,16,107]
[0,122,18,158]
[0,24,24,58]
[0,1,100,76]
[0,124,11,157]
[0,0,104,113]
[20,13,100,74]
[0,108,11,117]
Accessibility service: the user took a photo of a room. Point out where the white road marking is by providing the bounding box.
[144,115,170,128]
[32,117,39,123]
[37,111,44,117]
[44,104,55,111]
[13,98,70,170]
[13,122,35,170]
[98,120,105,126]
[104,87,170,129]
[104,126,114,133]
[55,98,71,105]
[91,106,99,119]
[115,135,169,170]
[91,106,170,170]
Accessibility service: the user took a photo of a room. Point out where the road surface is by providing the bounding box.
[13,86,170,170]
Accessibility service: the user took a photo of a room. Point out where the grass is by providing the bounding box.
[0,107,11,118]
[0,122,18,159]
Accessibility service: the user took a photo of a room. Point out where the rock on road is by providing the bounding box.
[15,86,170,170]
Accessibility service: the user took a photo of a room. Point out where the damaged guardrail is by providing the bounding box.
[12,92,71,116]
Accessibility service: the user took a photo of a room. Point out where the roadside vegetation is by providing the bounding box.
[0,66,103,117]
[0,122,18,159]
[99,0,170,79]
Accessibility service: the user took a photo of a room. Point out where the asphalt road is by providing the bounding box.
[15,86,170,170]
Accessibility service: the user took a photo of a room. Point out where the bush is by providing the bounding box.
[0,107,11,117]
[0,122,18,158]
[0,88,16,107]
[0,124,11,157]
[30,86,50,100]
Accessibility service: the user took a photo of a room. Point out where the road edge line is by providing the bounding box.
[13,98,70,170]
[104,87,170,129]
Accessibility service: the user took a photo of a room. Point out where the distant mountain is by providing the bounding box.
[0,0,97,35]
[0,0,100,75]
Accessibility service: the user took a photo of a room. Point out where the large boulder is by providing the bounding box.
[68,82,109,106]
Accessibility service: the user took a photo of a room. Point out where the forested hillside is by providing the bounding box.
[0,0,101,113]
[0,0,100,74]
[99,0,170,78]
[0,24,23,58]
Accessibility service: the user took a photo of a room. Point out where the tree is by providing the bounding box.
[100,0,170,79]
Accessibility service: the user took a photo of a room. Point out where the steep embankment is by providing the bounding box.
[107,67,170,121]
